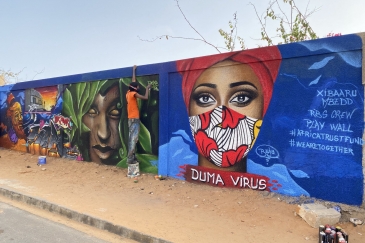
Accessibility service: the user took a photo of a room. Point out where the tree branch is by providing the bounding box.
[138,35,223,52]
[0,68,25,84]
[249,2,274,45]
[31,68,45,80]
[273,0,291,26]
[138,0,222,53]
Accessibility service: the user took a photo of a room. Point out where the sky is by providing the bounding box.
[1,0,365,82]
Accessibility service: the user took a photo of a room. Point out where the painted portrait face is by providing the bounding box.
[82,85,121,164]
[188,60,264,171]
[177,46,281,172]
[189,60,264,118]
[8,101,26,139]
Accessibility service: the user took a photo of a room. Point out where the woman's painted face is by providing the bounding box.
[189,60,263,119]
[82,85,121,164]
[188,60,264,169]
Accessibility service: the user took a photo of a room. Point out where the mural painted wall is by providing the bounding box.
[0,90,27,152]
[0,75,159,173]
[61,76,159,173]
[24,85,65,157]
[160,34,364,205]
[0,33,364,206]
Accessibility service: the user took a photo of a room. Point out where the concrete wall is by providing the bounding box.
[1,33,364,206]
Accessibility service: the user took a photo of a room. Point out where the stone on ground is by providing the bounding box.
[296,203,341,228]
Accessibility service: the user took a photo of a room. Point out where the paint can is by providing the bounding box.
[38,156,47,165]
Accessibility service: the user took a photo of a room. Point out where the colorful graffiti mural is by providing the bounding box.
[0,75,159,173]
[62,76,159,172]
[0,86,70,157]
[161,34,364,205]
[0,91,27,152]
[0,33,364,206]
[23,85,68,157]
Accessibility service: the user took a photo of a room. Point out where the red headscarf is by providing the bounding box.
[176,46,282,116]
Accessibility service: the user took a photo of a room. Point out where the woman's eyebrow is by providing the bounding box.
[229,81,257,89]
[193,83,216,91]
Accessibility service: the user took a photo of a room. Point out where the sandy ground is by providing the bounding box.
[0,148,364,243]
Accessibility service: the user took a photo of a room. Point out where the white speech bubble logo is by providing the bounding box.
[255,145,279,163]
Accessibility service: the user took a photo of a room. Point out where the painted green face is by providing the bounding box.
[82,85,121,164]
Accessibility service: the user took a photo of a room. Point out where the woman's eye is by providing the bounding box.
[109,109,121,118]
[198,95,214,104]
[87,108,97,116]
[195,94,215,106]
[191,91,217,107]
[230,93,251,106]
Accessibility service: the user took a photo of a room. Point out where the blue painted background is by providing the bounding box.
[160,34,364,205]
[250,34,363,205]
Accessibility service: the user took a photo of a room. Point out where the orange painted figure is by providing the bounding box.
[0,93,27,152]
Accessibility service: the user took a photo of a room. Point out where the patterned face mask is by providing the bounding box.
[189,106,262,168]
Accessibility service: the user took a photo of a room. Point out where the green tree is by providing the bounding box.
[252,0,318,46]
[218,12,245,51]
[219,0,319,51]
